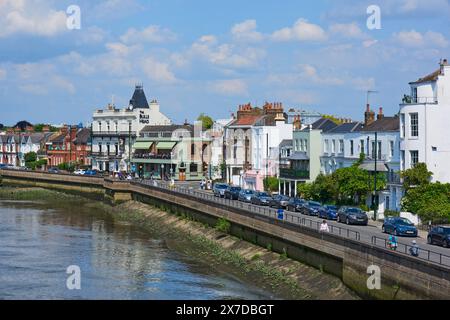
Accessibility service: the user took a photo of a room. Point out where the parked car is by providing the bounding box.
[250,192,273,206]
[48,167,59,174]
[238,189,255,202]
[382,217,418,237]
[224,186,241,200]
[269,195,290,209]
[427,226,450,248]
[287,198,306,212]
[213,183,229,198]
[0,164,7,169]
[84,169,98,176]
[73,169,86,175]
[303,201,322,216]
[319,205,338,220]
[337,206,368,225]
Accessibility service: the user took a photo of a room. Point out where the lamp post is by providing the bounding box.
[373,132,378,221]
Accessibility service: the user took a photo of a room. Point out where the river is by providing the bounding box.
[0,200,276,300]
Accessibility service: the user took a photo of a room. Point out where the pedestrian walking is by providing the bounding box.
[409,240,419,257]
[319,220,330,233]
[388,234,398,251]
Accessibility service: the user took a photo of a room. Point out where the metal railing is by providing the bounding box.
[134,179,361,242]
[371,235,450,267]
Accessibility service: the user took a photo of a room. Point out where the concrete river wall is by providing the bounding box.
[1,169,449,300]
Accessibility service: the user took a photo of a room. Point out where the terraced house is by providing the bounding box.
[320,105,401,213]
[131,123,211,181]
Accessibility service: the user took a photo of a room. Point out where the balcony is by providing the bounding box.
[132,153,172,160]
[401,95,437,104]
[387,172,402,184]
[91,152,123,158]
[280,168,310,180]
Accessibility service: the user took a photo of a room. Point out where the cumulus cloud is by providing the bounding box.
[120,25,177,44]
[0,68,6,80]
[190,35,266,68]
[231,20,264,42]
[0,0,67,37]
[271,19,327,42]
[211,79,248,96]
[329,23,367,39]
[392,30,449,48]
[142,57,177,83]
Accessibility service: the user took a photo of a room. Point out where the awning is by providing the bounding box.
[156,141,177,150]
[133,141,153,149]
[288,152,309,161]
[359,161,389,172]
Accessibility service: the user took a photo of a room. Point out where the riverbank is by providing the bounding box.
[0,187,358,300]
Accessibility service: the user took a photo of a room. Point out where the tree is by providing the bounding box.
[197,113,214,130]
[263,176,279,192]
[24,152,37,164]
[402,182,450,223]
[310,173,337,204]
[401,162,432,192]
[297,183,313,200]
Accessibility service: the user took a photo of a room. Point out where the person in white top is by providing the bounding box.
[319,220,330,233]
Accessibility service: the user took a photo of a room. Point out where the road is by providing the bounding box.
[147,180,450,267]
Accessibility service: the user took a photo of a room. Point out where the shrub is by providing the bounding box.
[215,218,231,233]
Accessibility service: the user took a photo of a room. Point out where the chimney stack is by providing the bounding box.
[293,115,302,130]
[377,107,384,120]
[364,104,375,126]
[42,125,49,133]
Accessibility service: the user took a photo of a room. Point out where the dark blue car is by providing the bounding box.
[303,201,322,216]
[318,205,338,220]
[84,169,98,176]
[382,217,418,237]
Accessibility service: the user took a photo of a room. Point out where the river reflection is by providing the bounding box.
[0,200,275,300]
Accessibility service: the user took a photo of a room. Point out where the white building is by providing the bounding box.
[209,118,233,180]
[245,113,293,190]
[400,59,450,183]
[91,85,172,172]
[320,106,401,213]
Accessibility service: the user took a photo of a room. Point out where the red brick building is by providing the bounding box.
[46,126,91,167]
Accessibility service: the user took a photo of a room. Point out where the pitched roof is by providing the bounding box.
[228,114,264,127]
[73,128,91,144]
[301,118,338,132]
[328,122,363,133]
[360,116,399,132]
[49,133,65,143]
[409,68,440,84]
[140,124,194,134]
[279,139,292,148]
[129,85,149,109]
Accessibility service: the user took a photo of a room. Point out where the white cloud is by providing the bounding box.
[0,68,6,80]
[231,20,263,42]
[271,19,327,42]
[190,36,266,68]
[120,25,177,44]
[329,23,367,39]
[0,0,67,37]
[393,30,449,48]
[142,57,177,83]
[211,79,248,96]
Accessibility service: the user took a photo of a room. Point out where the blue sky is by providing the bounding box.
[1,0,449,126]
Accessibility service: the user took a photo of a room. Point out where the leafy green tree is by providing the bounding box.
[310,174,336,203]
[401,162,433,192]
[197,113,214,130]
[402,182,450,223]
[297,183,313,200]
[263,176,279,192]
[24,152,37,164]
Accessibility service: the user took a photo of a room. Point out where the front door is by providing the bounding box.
[179,169,186,181]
